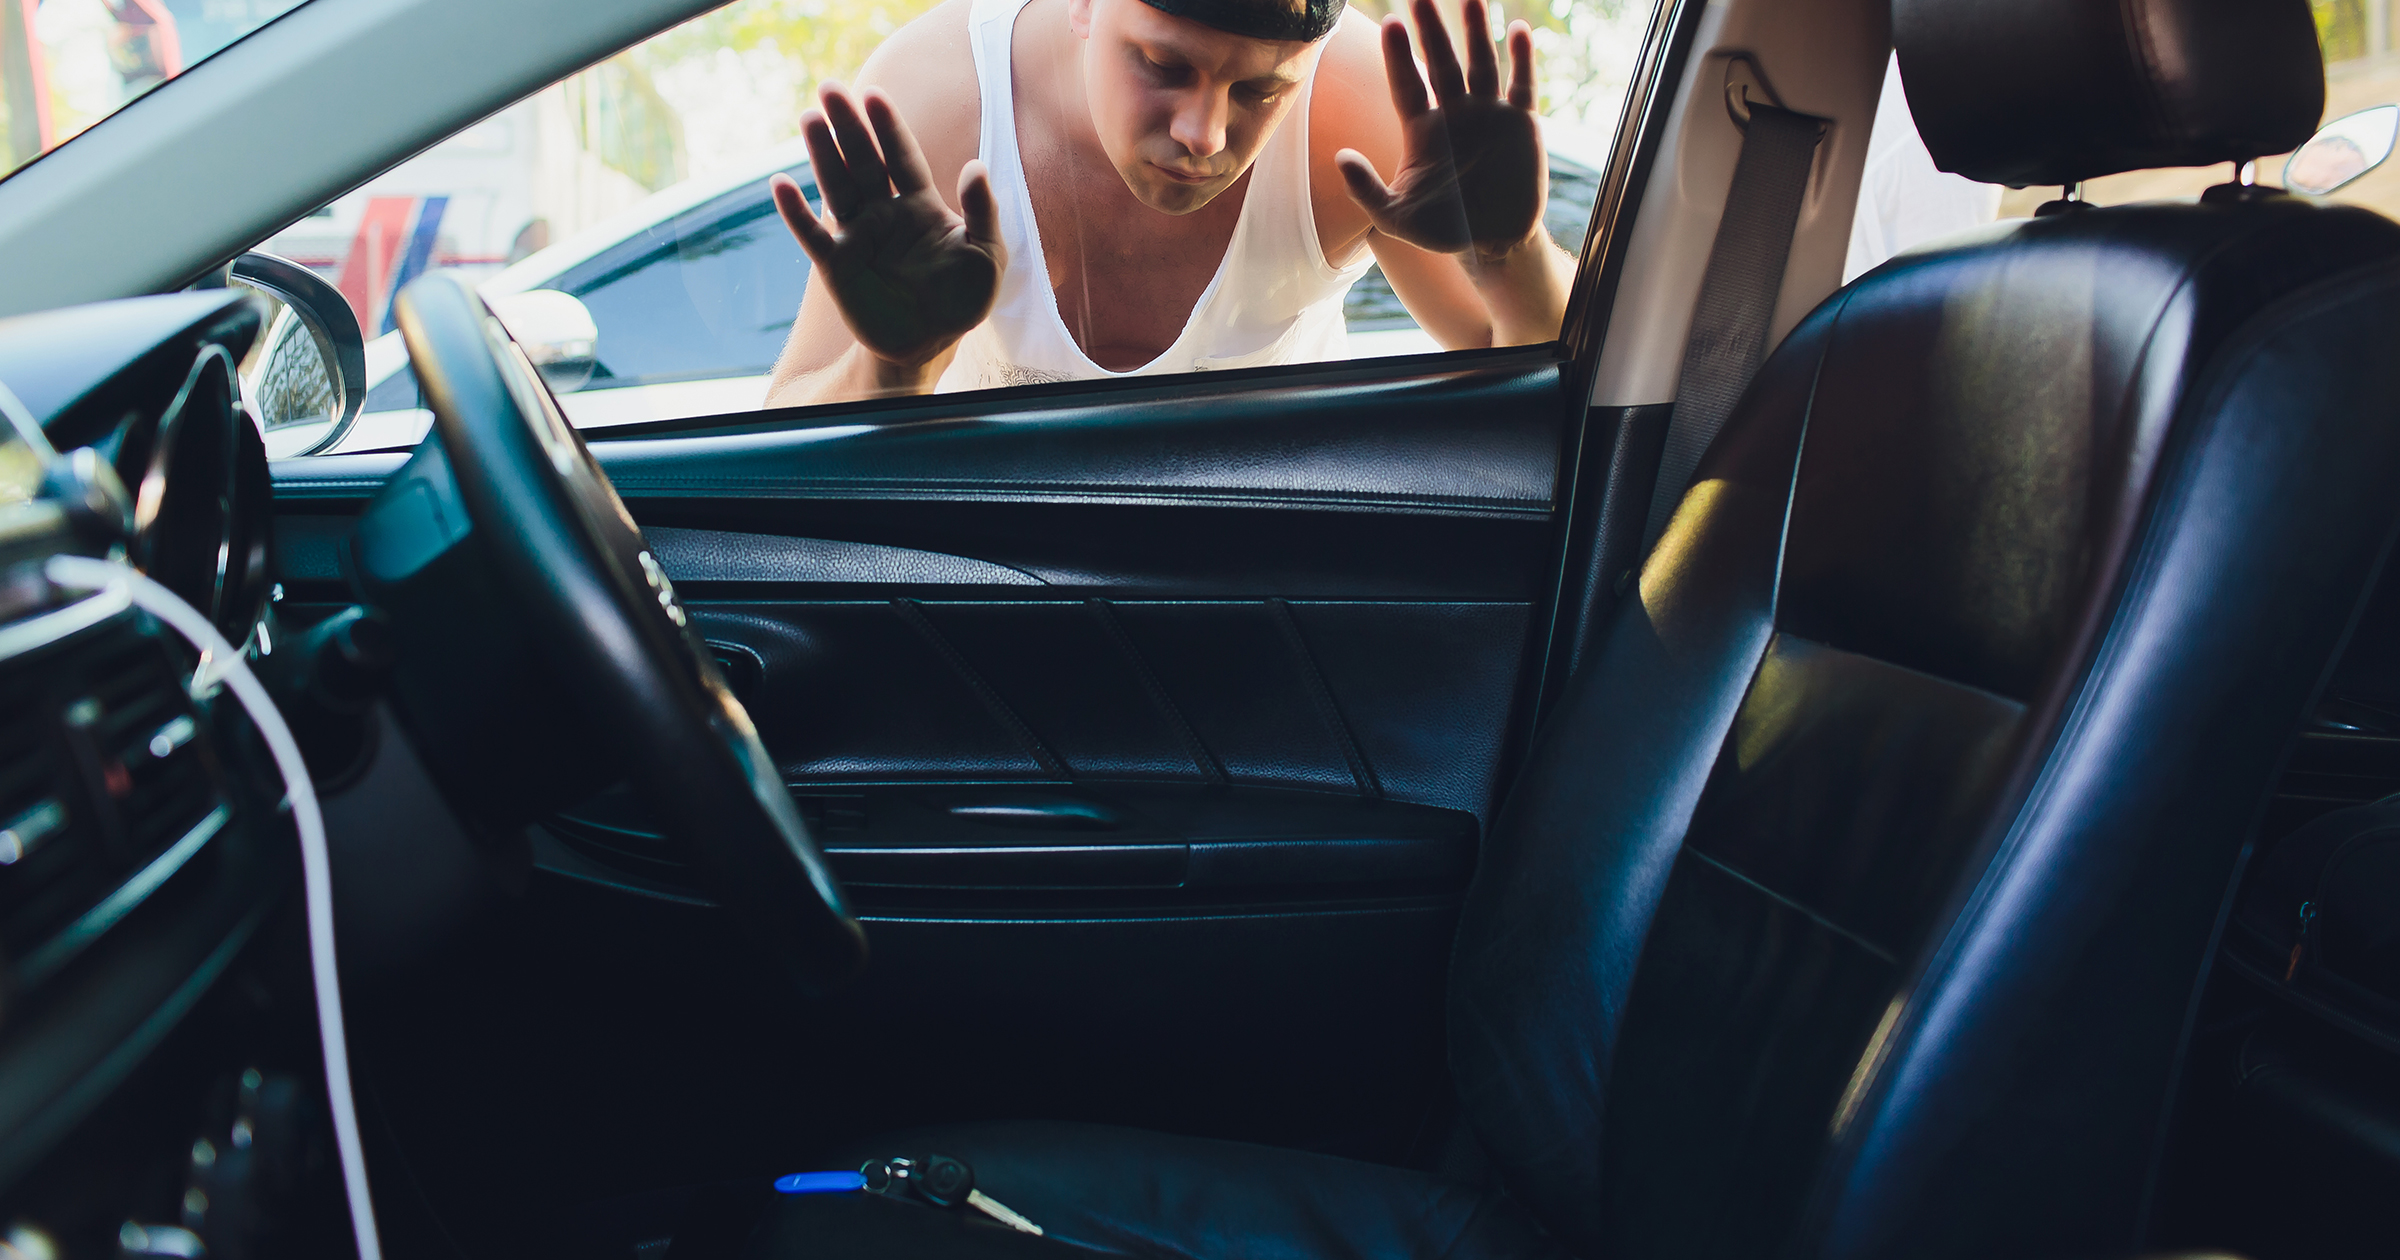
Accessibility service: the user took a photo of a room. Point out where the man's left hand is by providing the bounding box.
[1337,0,1548,263]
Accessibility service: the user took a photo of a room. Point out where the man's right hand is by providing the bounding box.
[773,84,1005,373]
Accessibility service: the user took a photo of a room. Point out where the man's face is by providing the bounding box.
[1069,0,1324,215]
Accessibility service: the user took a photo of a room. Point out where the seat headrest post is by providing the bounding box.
[1893,0,2325,187]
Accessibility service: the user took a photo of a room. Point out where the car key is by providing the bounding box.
[868,1153,1044,1235]
[913,1153,1044,1235]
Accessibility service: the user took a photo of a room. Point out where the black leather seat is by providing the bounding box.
[744,0,2400,1254]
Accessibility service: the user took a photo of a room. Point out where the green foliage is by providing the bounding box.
[565,54,689,190]
[643,0,949,91]
[2315,0,2369,63]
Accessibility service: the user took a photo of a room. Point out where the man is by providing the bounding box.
[763,0,1573,406]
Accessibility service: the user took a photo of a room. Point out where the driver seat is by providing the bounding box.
[736,0,2400,1254]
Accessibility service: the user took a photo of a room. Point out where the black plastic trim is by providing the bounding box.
[273,358,1566,517]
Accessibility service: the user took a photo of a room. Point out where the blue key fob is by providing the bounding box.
[774,1170,869,1194]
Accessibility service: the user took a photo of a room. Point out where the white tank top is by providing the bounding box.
[936,0,1374,392]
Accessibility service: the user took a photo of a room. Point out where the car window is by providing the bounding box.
[2,0,314,181]
[260,0,1662,453]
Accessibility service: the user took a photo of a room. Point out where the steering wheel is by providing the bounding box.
[391,272,866,989]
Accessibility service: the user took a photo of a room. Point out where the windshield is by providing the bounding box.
[2,0,312,182]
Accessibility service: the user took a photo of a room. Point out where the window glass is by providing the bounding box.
[264,0,1659,453]
[551,164,816,391]
[2,0,312,181]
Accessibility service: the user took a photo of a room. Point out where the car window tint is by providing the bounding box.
[551,172,815,390]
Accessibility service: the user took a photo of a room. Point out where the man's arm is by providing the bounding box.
[763,0,994,409]
[1316,0,1573,350]
[1456,228,1577,348]
[1357,203,1575,350]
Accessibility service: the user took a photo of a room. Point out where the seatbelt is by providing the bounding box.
[1641,92,1827,549]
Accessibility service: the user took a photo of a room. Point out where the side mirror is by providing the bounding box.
[2284,103,2399,197]
[230,252,368,458]
[489,289,599,393]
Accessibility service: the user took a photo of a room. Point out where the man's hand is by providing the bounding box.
[1335,0,1547,263]
[774,83,1006,371]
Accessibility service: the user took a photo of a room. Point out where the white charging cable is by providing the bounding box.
[44,554,382,1260]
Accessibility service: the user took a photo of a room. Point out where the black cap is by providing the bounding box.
[1135,0,1341,42]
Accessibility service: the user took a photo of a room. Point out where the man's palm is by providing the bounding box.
[1339,0,1549,261]
[775,85,1006,368]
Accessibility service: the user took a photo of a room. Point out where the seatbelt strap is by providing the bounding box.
[1641,102,1826,548]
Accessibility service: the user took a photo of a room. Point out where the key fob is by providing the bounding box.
[912,1154,975,1208]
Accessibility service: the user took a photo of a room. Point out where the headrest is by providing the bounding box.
[1894,0,2326,187]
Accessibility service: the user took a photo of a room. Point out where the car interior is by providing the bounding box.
[6,0,2400,1255]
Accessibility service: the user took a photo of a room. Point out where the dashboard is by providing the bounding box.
[0,292,344,1259]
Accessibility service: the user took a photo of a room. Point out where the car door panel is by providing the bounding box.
[479,874,1467,1188]
[670,599,1529,810]
[634,499,1551,597]
[270,353,1571,1174]
[549,782,1478,897]
[582,358,1562,509]
[648,525,1047,586]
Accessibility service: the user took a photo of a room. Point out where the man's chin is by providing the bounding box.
[1125,165,1234,215]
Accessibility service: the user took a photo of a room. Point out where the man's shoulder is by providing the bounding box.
[860,0,982,143]
[1308,8,1396,151]
[1318,6,1387,85]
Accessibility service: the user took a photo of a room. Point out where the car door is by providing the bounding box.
[271,334,1582,1203]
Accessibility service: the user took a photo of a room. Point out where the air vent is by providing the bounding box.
[68,622,223,869]
[0,647,105,964]
[0,604,229,983]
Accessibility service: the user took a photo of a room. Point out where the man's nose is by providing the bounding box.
[1168,89,1230,159]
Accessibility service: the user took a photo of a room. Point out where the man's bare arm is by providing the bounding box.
[1460,228,1577,348]
[764,294,964,409]
[1366,226,1573,350]
[763,1,993,409]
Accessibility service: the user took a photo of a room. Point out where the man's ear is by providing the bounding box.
[1067,0,1094,39]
